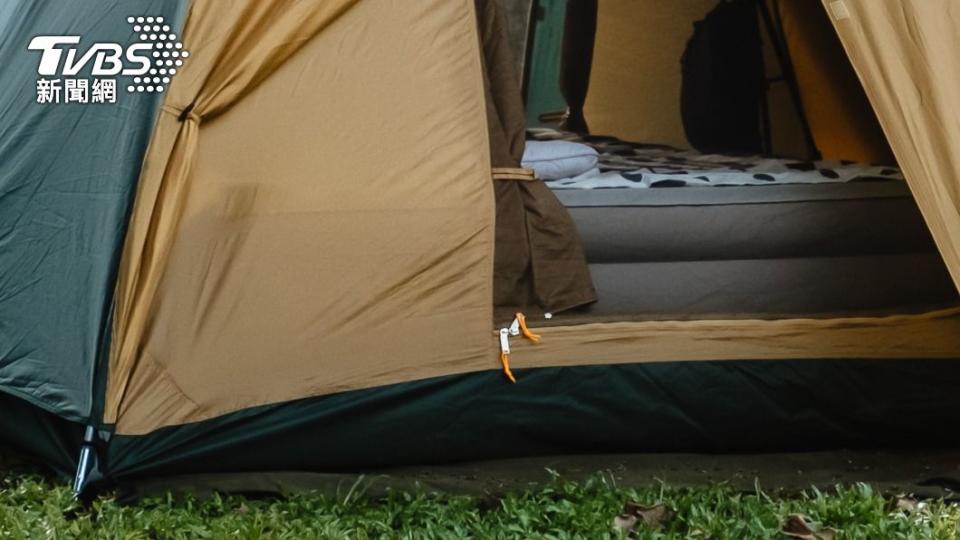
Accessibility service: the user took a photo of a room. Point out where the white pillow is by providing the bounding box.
[521,140,599,180]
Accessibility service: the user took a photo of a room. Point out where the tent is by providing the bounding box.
[2,0,960,495]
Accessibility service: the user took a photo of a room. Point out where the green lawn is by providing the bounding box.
[1,466,959,539]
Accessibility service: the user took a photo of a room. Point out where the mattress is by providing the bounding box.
[534,131,958,317]
[556,183,958,317]
[561,183,939,262]
[529,127,904,188]
[578,254,959,319]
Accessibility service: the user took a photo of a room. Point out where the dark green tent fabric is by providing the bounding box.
[0,391,81,476]
[0,0,187,421]
[104,359,960,483]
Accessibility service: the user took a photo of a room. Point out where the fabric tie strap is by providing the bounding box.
[163,103,201,124]
[492,167,537,181]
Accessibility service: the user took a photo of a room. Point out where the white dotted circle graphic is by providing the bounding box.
[127,15,189,94]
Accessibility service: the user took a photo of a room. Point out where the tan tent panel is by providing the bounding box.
[510,308,960,370]
[106,0,960,437]
[780,0,893,164]
[824,0,960,290]
[107,0,495,433]
[583,0,716,148]
[581,0,808,156]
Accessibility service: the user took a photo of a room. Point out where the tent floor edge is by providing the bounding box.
[103,359,960,483]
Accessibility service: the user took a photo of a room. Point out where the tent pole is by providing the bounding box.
[72,425,98,497]
[756,0,821,160]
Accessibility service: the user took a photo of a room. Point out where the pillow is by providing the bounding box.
[521,140,599,180]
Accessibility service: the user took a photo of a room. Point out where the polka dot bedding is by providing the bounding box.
[527,128,904,189]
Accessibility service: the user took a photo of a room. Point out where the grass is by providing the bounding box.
[1,466,959,539]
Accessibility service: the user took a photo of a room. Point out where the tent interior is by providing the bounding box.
[506,0,959,323]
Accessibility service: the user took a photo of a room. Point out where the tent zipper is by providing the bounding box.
[498,313,542,383]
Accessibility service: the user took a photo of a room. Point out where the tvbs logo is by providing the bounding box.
[29,36,154,77]
[28,16,189,104]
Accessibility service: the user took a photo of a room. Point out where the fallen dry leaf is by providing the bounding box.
[624,502,674,527]
[781,514,837,540]
[613,501,675,535]
[886,495,918,513]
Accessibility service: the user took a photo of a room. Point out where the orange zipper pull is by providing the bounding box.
[514,312,541,343]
